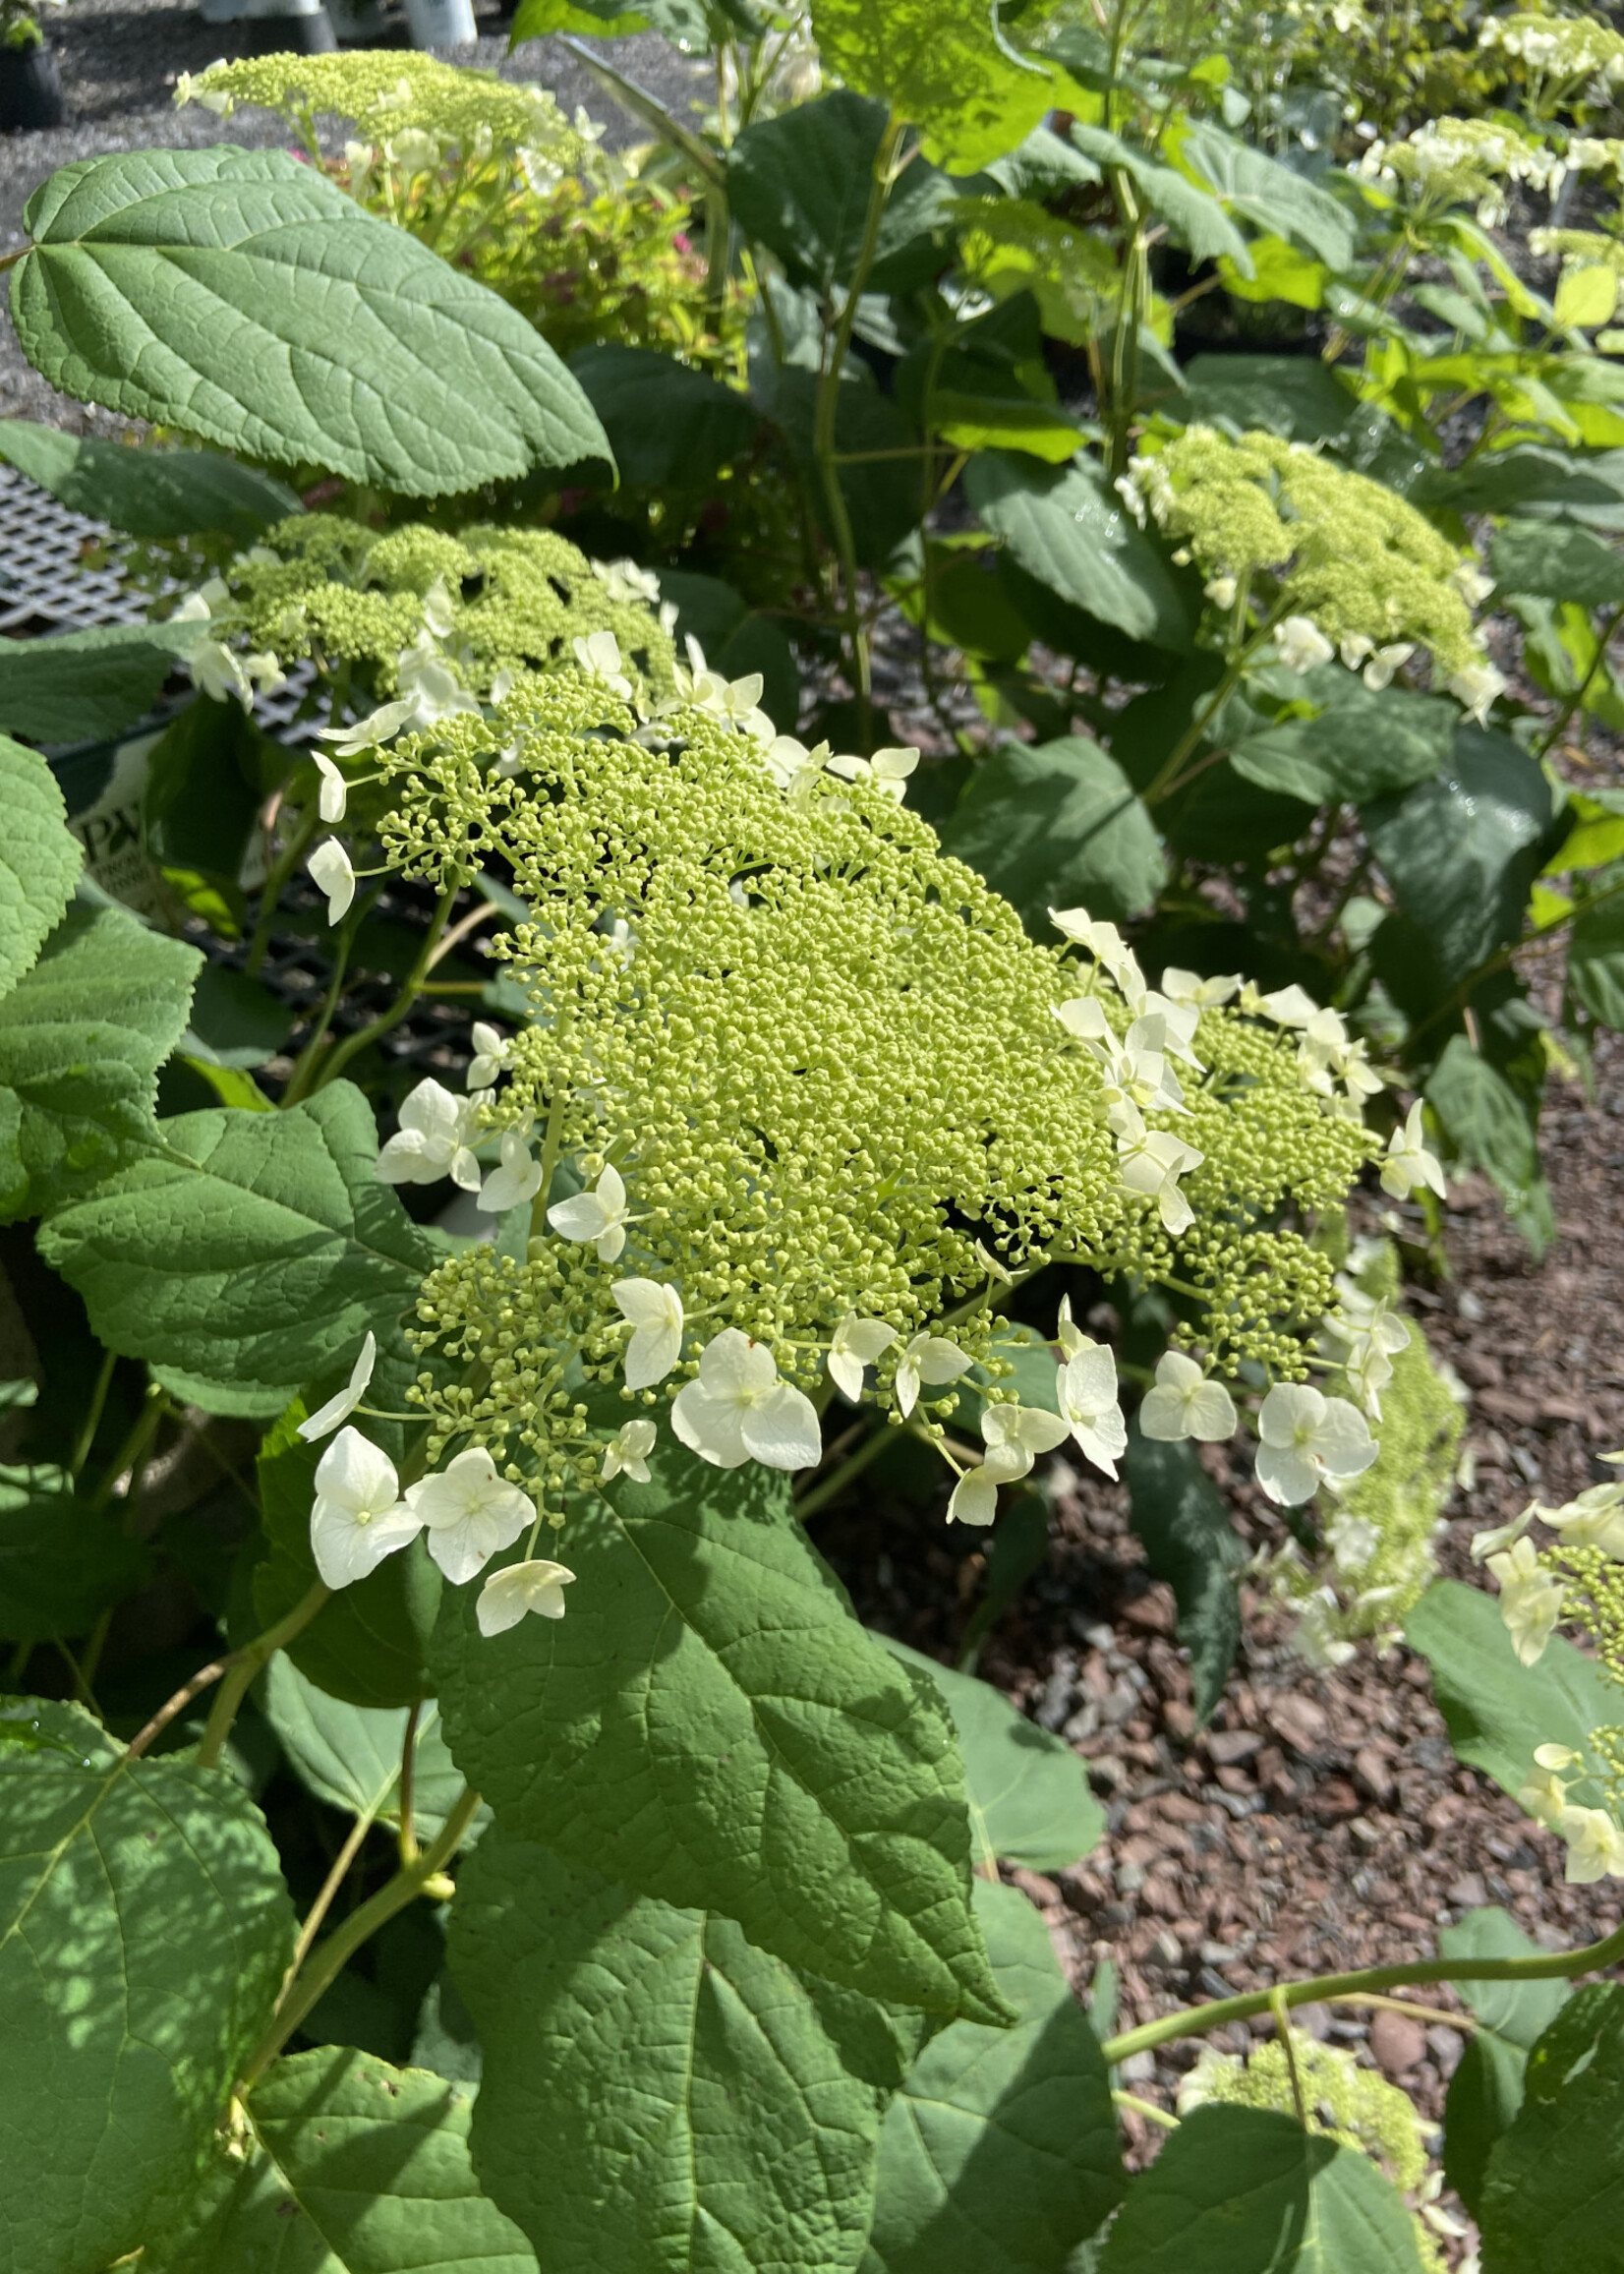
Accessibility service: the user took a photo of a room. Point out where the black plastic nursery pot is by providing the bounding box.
[0,39,64,130]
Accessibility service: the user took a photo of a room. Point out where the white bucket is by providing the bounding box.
[403,0,477,43]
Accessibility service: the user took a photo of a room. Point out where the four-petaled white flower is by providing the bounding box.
[477,1129,544,1215]
[312,750,348,824]
[467,1021,511,1091]
[572,628,633,701]
[1048,905,1135,983]
[1381,1102,1447,1200]
[1451,560,1494,609]
[1162,966,1240,1011]
[1485,1537,1564,1666]
[298,1331,377,1443]
[602,1418,658,1485]
[1275,615,1335,672]
[548,1164,632,1260]
[376,1079,481,1192]
[1470,1506,1533,1562]
[1139,1351,1238,1443]
[1322,1284,1412,1419]
[1204,574,1238,610]
[1558,1803,1624,1885]
[1254,1383,1377,1507]
[688,667,773,742]
[310,839,356,925]
[827,1312,898,1403]
[1117,1125,1203,1236]
[670,1328,823,1472]
[309,1427,422,1589]
[405,1448,537,1584]
[477,1557,576,1636]
[1057,1341,1128,1478]
[612,1277,684,1389]
[868,745,920,799]
[893,1330,971,1418]
[188,639,283,711]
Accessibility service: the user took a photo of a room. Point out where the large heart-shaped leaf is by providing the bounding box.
[1406,1578,1618,1798]
[453,1837,907,2274]
[965,452,1192,651]
[1479,1986,1624,2274]
[145,2046,536,2274]
[940,733,1165,934]
[0,1698,294,2274]
[12,147,611,497]
[432,1447,1008,2024]
[809,0,1066,171]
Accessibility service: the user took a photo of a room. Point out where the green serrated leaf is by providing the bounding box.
[38,1080,437,1417]
[508,0,714,44]
[0,1460,150,1641]
[1406,1579,1619,1799]
[0,417,300,540]
[0,621,200,746]
[1491,518,1624,612]
[1098,2104,1424,2272]
[1439,1906,1570,2218]
[0,734,81,1004]
[0,902,202,1225]
[728,91,956,294]
[941,733,1165,935]
[145,2045,536,2274]
[1123,1424,1245,1723]
[1175,121,1356,269]
[432,1445,1009,2024]
[0,1697,294,2274]
[1570,866,1624,1029]
[810,0,1066,171]
[882,1638,1103,1872]
[862,1879,1124,2274]
[1479,1985,1624,2274]
[1230,673,1456,806]
[262,1652,478,1842]
[12,147,610,497]
[966,452,1192,651]
[452,1837,894,2274]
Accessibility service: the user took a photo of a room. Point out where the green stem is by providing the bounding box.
[192,1582,330,1770]
[247,802,321,978]
[813,111,907,749]
[70,1351,117,1480]
[240,1784,483,2087]
[279,900,365,1107]
[87,1386,166,1519]
[1537,600,1624,761]
[1142,612,1284,805]
[1114,2089,1179,2129]
[1100,1916,1624,2067]
[792,1421,892,1519]
[312,887,457,1094]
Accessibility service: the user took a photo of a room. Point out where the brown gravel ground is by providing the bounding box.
[813,1032,1624,2234]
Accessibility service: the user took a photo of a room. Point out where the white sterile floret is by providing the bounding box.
[309,839,356,925]
[689,668,773,742]
[1517,1746,1575,1827]
[548,1164,632,1260]
[320,698,420,759]
[309,1427,421,1589]
[947,1402,1069,1526]
[1204,574,1238,610]
[1048,905,1135,981]
[1055,1294,1089,1362]
[298,1332,377,1443]
[405,1448,537,1584]
[1537,1481,1624,1557]
[467,1020,511,1091]
[1139,1350,1238,1443]
[376,1079,481,1192]
[312,749,348,825]
[1381,1102,1447,1200]
[188,637,283,710]
[1470,1505,1533,1562]
[476,1557,576,1635]
[1485,1537,1564,1666]
[1162,966,1241,1011]
[572,628,633,701]
[477,1129,544,1215]
[602,1417,658,1485]
[1246,982,1320,1027]
[1322,1283,1411,1419]
[1254,1383,1378,1507]
[1558,1804,1624,1885]
[1447,657,1507,725]
[1057,1340,1128,1478]
[1451,560,1494,609]
[1275,615,1335,672]
[1117,1125,1204,1236]
[893,1331,972,1419]
[670,1328,823,1472]
[611,1277,685,1389]
[868,745,920,799]
[591,555,662,607]
[827,1312,899,1402]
